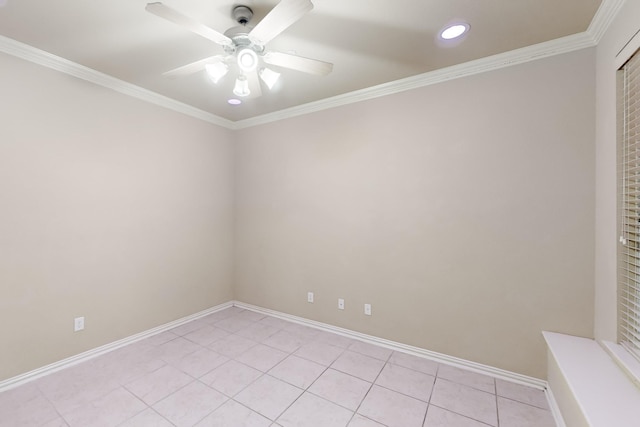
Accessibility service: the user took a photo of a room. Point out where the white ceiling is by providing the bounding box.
[0,0,603,124]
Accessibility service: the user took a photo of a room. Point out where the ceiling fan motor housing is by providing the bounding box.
[223,27,264,55]
[223,5,266,57]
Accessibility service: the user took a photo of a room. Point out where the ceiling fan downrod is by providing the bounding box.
[232,5,253,26]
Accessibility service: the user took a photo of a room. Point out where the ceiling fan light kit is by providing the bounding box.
[259,67,281,90]
[205,61,229,84]
[145,0,333,103]
[237,48,258,73]
[233,75,251,97]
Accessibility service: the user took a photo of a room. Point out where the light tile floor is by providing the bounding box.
[0,307,557,427]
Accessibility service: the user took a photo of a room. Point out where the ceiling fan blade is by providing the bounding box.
[146,2,232,46]
[247,71,263,98]
[249,0,313,46]
[264,51,333,76]
[162,56,225,77]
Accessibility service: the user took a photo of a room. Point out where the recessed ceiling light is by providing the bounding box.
[228,98,242,105]
[440,23,469,40]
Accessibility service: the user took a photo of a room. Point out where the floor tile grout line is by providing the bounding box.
[275,340,371,426]
[236,303,549,389]
[176,390,228,427]
[421,363,439,427]
[1,307,553,427]
[226,397,273,424]
[291,342,347,367]
[112,395,161,427]
[303,387,359,414]
[275,369,363,426]
[433,376,498,396]
[349,349,392,425]
[197,311,513,426]
[118,387,154,426]
[42,387,70,427]
[366,381,433,404]
[262,378,305,423]
[386,359,439,378]
[134,348,246,426]
[148,405,177,427]
[204,359,266,399]
[38,373,122,420]
[496,394,552,410]
[427,403,497,427]
[429,379,501,427]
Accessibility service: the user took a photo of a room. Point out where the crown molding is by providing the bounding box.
[1,0,623,132]
[586,0,627,44]
[235,0,626,129]
[234,31,596,129]
[0,35,235,130]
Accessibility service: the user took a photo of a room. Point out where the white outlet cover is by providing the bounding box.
[74,317,85,331]
[338,298,345,309]
[364,304,372,315]
[307,292,314,303]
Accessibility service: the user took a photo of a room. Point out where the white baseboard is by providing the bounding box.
[0,301,233,393]
[232,300,548,391]
[0,299,550,398]
[545,383,568,427]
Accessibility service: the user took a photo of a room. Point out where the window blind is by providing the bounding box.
[619,47,640,360]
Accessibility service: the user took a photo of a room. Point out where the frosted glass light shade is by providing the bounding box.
[237,49,258,73]
[259,67,280,90]
[233,75,250,97]
[205,61,228,83]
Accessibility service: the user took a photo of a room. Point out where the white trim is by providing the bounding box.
[586,0,627,45]
[0,35,234,130]
[232,300,548,390]
[545,385,568,427]
[0,299,548,396]
[543,331,640,427]
[0,0,623,131]
[601,340,640,389]
[0,301,233,393]
[615,25,640,69]
[234,32,596,129]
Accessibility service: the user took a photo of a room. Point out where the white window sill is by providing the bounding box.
[543,331,640,427]
[601,341,640,389]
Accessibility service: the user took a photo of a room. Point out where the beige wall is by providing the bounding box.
[0,52,235,381]
[594,0,640,343]
[1,33,599,383]
[234,48,596,379]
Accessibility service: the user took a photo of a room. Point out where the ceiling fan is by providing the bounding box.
[145,0,333,100]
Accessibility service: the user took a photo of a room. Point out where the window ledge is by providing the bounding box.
[543,331,640,427]
[601,341,640,389]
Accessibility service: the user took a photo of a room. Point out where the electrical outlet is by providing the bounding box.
[338,298,345,310]
[307,292,314,303]
[74,316,85,332]
[364,304,372,316]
